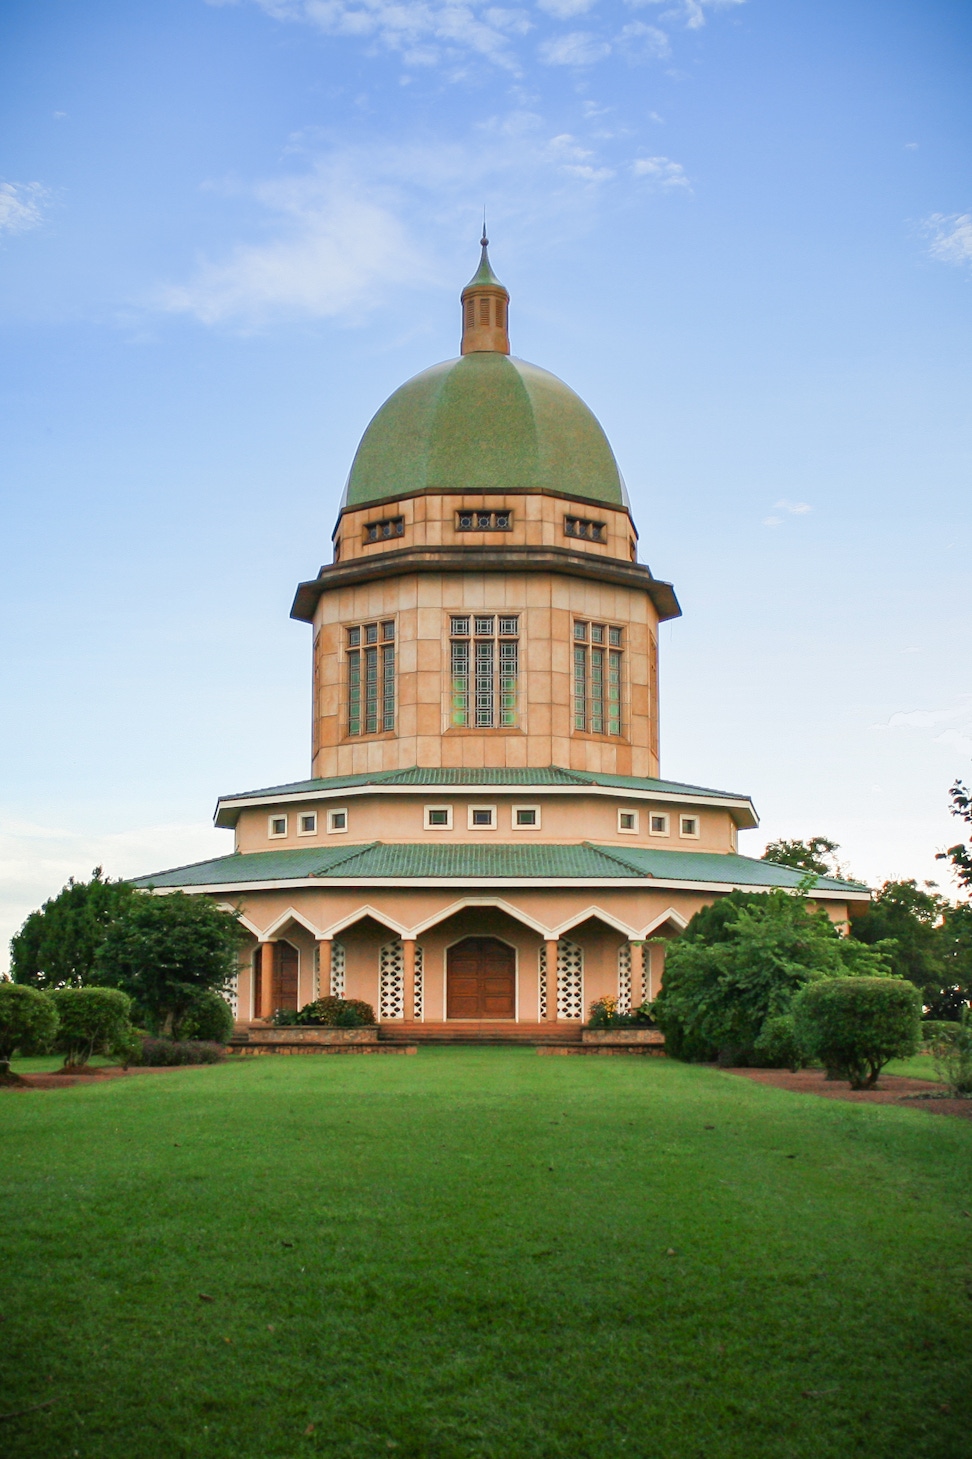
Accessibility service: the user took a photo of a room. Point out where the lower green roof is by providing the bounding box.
[218,765,751,803]
[133,843,866,893]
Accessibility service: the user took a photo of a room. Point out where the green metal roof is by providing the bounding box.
[463,241,506,293]
[342,353,627,511]
[134,842,866,894]
[217,765,751,803]
[594,845,869,893]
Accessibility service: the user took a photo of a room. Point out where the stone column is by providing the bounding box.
[317,938,332,1000]
[545,938,559,1023]
[258,941,275,1021]
[402,938,416,1023]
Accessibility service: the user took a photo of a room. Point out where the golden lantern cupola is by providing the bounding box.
[460,231,510,355]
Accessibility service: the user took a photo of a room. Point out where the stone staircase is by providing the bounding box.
[377,1020,583,1047]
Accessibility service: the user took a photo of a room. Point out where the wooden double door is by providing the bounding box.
[446,937,516,1020]
[254,941,299,1018]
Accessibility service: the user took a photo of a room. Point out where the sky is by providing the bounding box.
[1,0,970,965]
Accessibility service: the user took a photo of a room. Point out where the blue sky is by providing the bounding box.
[1,0,970,962]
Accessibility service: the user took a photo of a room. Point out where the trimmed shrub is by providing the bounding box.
[51,986,133,1070]
[930,1011,972,1096]
[271,1007,300,1027]
[0,983,59,1078]
[292,997,375,1028]
[753,1014,805,1071]
[179,990,234,1044]
[793,977,921,1089]
[137,1037,226,1066]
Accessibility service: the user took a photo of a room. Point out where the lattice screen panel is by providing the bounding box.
[331,941,346,999]
[379,939,405,1019]
[617,942,632,1014]
[538,943,547,1019]
[557,939,583,1020]
[413,944,424,1021]
[227,977,239,1020]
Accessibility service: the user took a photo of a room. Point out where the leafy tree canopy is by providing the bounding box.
[938,776,972,894]
[10,868,135,990]
[761,837,842,877]
[93,892,244,1038]
[652,888,891,1063]
[851,879,972,1020]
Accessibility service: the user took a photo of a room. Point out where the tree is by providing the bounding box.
[851,879,945,992]
[10,868,135,990]
[938,777,972,894]
[652,888,892,1063]
[761,837,842,877]
[51,987,134,1070]
[793,977,921,1089]
[93,892,243,1038]
[0,983,59,1081]
[936,902,972,1020]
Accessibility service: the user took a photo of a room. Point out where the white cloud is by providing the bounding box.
[774,498,811,514]
[618,20,670,58]
[0,181,49,236]
[216,0,530,69]
[157,119,690,325]
[881,697,972,759]
[539,29,610,64]
[622,0,744,30]
[631,154,689,188]
[160,171,429,325]
[924,213,972,268]
[536,0,597,16]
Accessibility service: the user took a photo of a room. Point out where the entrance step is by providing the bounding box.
[378,1021,583,1046]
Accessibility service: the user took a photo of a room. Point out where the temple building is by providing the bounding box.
[135,239,868,1041]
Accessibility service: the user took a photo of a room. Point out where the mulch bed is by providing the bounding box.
[4,1066,202,1092]
[724,1066,972,1119]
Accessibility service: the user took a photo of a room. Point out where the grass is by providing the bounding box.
[2,1051,971,1458]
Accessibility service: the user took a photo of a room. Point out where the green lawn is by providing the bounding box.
[2,1051,970,1458]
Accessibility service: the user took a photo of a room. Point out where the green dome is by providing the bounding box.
[342,353,628,510]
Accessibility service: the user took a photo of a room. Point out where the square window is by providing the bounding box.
[499,616,518,637]
[574,621,588,640]
[591,623,604,644]
[425,805,453,829]
[298,812,318,836]
[381,620,395,640]
[680,816,700,838]
[365,622,378,644]
[474,616,494,636]
[477,512,492,529]
[608,626,622,646]
[618,810,639,834]
[347,626,361,647]
[513,805,540,829]
[327,809,348,834]
[457,512,474,530]
[269,815,287,839]
[451,616,470,637]
[495,512,511,529]
[468,805,496,829]
[649,813,670,837]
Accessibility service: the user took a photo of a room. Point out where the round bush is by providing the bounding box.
[753,1014,805,1071]
[0,983,59,1077]
[179,990,234,1043]
[137,1037,226,1066]
[792,977,921,1089]
[51,986,133,1069]
[293,997,375,1027]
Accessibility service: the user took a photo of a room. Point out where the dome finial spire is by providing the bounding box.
[461,223,510,355]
